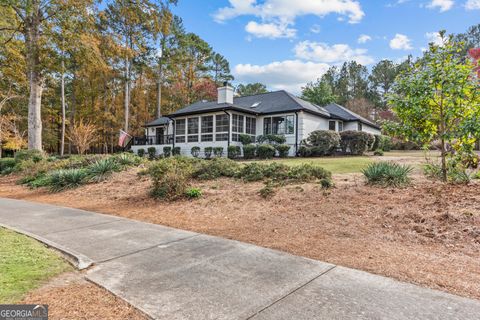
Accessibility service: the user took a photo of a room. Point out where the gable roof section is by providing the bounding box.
[167,90,330,118]
[144,116,171,127]
[324,103,380,129]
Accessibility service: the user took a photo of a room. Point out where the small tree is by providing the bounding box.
[388,31,480,181]
[68,119,97,155]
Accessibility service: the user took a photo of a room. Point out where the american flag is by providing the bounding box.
[118,130,132,148]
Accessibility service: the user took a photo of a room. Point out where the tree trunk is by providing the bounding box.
[156,59,162,118]
[60,51,66,156]
[25,7,43,151]
[124,56,130,132]
[440,138,447,182]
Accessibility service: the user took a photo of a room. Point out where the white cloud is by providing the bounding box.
[426,0,454,12]
[214,0,365,24]
[389,34,413,50]
[245,21,296,38]
[234,60,330,93]
[214,0,364,39]
[465,0,480,9]
[425,32,444,46]
[358,34,372,44]
[294,41,375,65]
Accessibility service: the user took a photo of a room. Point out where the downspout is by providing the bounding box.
[295,111,299,157]
[223,110,231,148]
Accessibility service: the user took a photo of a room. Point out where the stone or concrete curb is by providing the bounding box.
[0,222,94,270]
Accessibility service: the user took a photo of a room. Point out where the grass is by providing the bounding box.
[0,228,72,303]
[252,156,373,174]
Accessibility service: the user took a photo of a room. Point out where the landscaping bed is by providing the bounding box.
[0,166,479,300]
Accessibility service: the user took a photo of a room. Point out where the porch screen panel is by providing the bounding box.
[216,114,229,141]
[175,119,186,143]
[201,116,213,142]
[188,117,199,142]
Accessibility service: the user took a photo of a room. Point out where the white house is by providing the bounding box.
[131,85,381,157]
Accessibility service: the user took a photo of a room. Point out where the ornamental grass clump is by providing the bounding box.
[362,162,413,187]
[47,169,89,192]
[87,158,121,182]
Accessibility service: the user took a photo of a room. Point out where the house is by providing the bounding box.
[131,84,381,157]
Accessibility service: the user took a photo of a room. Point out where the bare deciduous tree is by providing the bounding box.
[68,119,97,155]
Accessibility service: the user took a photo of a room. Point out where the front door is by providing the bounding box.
[156,127,164,144]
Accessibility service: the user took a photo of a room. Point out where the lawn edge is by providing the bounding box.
[0,223,93,270]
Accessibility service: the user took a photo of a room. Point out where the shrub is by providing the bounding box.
[243,144,256,159]
[137,148,145,157]
[192,157,240,180]
[259,181,275,199]
[237,163,267,182]
[47,169,89,192]
[213,147,224,158]
[0,158,16,174]
[172,147,181,156]
[362,162,413,187]
[320,178,334,189]
[87,158,120,182]
[257,144,275,159]
[191,146,201,158]
[239,134,254,145]
[114,153,142,167]
[147,147,157,160]
[148,157,194,200]
[26,175,52,189]
[237,162,331,183]
[185,187,202,199]
[424,161,472,185]
[305,130,340,156]
[367,134,376,151]
[14,149,44,163]
[227,145,241,159]
[298,146,312,157]
[287,164,331,181]
[204,147,213,159]
[340,131,372,155]
[275,144,290,158]
[391,138,420,151]
[163,146,172,157]
[374,150,384,156]
[372,135,381,151]
[379,135,393,151]
[257,134,286,144]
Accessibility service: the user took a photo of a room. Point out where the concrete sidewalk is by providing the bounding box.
[1,198,479,319]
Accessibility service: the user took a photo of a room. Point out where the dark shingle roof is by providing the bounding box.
[160,90,379,129]
[144,117,171,127]
[168,90,330,118]
[324,103,380,129]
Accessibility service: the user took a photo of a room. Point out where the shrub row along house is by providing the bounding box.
[131,84,381,157]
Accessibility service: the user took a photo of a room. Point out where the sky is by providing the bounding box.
[173,0,480,94]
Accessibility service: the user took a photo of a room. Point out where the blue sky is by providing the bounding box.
[173,0,479,93]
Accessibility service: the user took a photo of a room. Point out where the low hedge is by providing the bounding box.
[275,144,290,158]
[243,145,256,159]
[257,144,276,159]
[191,147,201,158]
[305,130,340,156]
[228,146,241,159]
[340,131,373,155]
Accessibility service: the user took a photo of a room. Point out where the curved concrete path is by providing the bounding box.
[1,197,479,319]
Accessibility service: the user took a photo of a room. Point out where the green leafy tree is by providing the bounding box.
[387,31,480,181]
[368,60,398,111]
[301,78,336,106]
[235,83,268,96]
[210,52,233,85]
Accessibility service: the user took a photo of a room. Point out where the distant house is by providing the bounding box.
[131,85,381,157]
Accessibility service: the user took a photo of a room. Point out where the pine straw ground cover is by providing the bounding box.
[0,168,479,301]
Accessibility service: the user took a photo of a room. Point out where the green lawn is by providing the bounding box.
[251,156,374,174]
[0,228,72,303]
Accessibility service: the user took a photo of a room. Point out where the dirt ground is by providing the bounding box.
[1,164,479,302]
[21,272,147,320]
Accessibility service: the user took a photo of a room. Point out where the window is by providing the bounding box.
[264,115,294,135]
[175,119,186,143]
[187,117,199,143]
[216,133,229,141]
[338,121,344,132]
[216,114,229,133]
[358,122,363,131]
[232,114,244,142]
[201,116,213,142]
[329,121,336,131]
[246,117,256,135]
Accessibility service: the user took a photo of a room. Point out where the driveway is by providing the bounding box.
[1,197,479,319]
